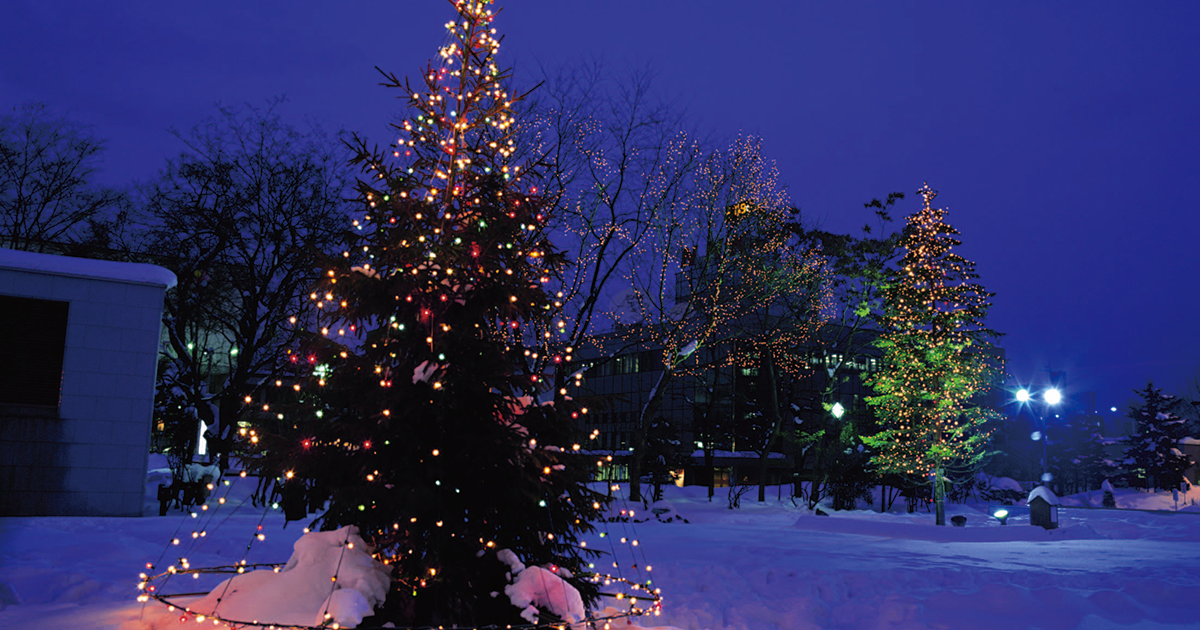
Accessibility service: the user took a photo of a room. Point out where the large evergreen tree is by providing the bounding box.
[1123,382,1192,491]
[261,2,607,625]
[864,185,1002,525]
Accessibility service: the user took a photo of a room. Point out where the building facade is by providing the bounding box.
[0,249,175,516]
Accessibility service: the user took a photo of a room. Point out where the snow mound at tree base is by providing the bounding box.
[186,525,389,628]
[497,549,584,624]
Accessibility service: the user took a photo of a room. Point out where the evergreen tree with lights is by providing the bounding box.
[863,185,1002,525]
[1123,382,1192,491]
[262,2,608,625]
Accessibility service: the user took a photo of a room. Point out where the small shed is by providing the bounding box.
[1027,485,1060,530]
[0,248,175,516]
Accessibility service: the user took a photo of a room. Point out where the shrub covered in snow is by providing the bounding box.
[1102,478,1117,508]
[977,474,1025,505]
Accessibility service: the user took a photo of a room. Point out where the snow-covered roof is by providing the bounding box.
[1180,437,1200,445]
[1027,485,1060,506]
[0,248,176,288]
[690,450,785,459]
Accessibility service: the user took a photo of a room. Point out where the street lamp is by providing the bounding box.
[1015,386,1062,485]
[1016,387,1060,406]
[831,402,845,420]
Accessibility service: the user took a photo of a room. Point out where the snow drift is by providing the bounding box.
[184,526,389,628]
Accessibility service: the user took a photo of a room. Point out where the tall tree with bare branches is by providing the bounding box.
[619,135,829,503]
[139,99,349,470]
[0,102,127,252]
[515,63,708,407]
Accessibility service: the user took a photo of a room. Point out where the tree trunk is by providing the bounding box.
[629,369,674,503]
[705,448,715,501]
[757,354,784,502]
[216,393,242,471]
[807,415,834,510]
[934,464,946,526]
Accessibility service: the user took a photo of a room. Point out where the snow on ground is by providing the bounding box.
[2,461,1200,629]
[629,486,1200,630]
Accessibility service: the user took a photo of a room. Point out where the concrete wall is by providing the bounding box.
[0,254,172,516]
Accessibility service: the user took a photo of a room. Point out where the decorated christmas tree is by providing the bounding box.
[864,185,1002,525]
[260,1,608,625]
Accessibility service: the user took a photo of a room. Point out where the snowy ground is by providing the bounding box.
[2,461,1200,629]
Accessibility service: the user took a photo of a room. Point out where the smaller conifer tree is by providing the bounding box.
[1123,382,1192,491]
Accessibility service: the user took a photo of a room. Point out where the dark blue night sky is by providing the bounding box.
[4,1,1198,410]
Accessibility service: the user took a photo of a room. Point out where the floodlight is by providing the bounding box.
[1016,389,1031,403]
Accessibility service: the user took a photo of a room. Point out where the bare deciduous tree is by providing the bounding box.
[517,63,708,379]
[618,135,829,503]
[0,102,126,252]
[138,99,350,470]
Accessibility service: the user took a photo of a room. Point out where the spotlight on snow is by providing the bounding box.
[1044,388,1062,405]
[1031,431,1042,442]
[1041,472,1054,483]
[1016,389,1031,403]
[992,508,1009,525]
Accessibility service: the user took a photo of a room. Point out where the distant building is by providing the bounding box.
[578,250,1006,490]
[1181,438,1200,485]
[573,320,1005,490]
[0,249,175,516]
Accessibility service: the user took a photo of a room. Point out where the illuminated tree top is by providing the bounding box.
[865,184,1001,485]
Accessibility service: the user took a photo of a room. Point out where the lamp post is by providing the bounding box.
[1016,387,1062,485]
[808,401,848,508]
